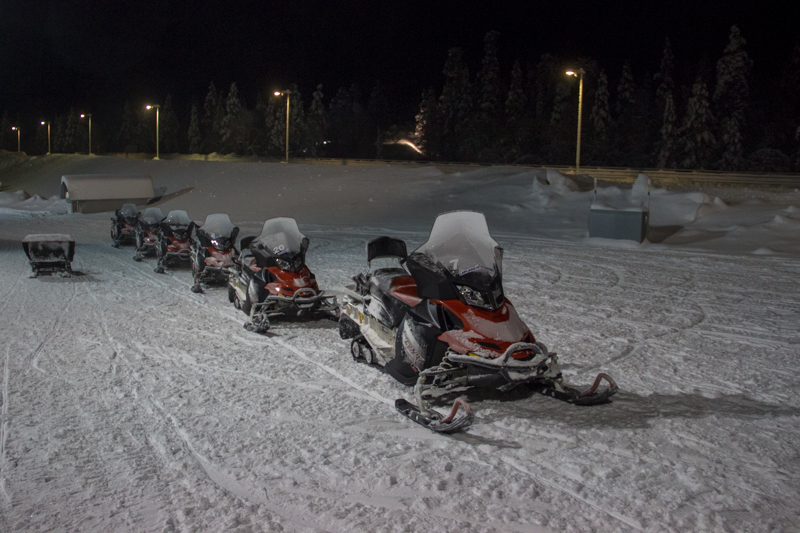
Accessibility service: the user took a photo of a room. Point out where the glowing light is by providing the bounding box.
[41,121,45,125]
[566,70,575,76]
[274,91,281,96]
[397,139,423,155]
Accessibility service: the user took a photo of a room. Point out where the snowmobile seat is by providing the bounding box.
[369,268,412,327]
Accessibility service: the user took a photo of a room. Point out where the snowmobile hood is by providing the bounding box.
[199,213,237,239]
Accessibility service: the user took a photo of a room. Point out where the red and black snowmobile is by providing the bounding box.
[154,210,195,274]
[190,213,239,293]
[111,203,140,248]
[228,217,339,333]
[133,207,165,262]
[340,211,618,433]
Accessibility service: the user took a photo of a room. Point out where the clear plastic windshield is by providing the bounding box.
[253,217,305,256]
[140,207,165,225]
[414,211,502,281]
[120,203,139,217]
[164,210,192,226]
[201,213,236,239]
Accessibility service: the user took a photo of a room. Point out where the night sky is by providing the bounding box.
[1,0,796,130]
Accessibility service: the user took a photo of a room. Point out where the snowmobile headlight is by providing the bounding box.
[275,257,291,271]
[456,284,488,309]
[211,237,229,250]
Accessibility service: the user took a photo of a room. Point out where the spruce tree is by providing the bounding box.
[35,122,48,154]
[306,85,326,156]
[438,47,473,160]
[714,25,752,170]
[161,94,181,153]
[1,112,12,151]
[202,82,219,153]
[590,69,611,163]
[654,38,675,102]
[678,77,716,169]
[188,103,202,154]
[415,87,440,158]
[656,91,677,168]
[368,82,391,158]
[615,61,636,117]
[476,30,503,158]
[53,116,66,153]
[64,108,79,153]
[220,82,243,153]
[504,60,527,159]
[117,101,138,152]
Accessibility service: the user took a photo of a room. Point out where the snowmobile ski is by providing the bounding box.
[528,373,618,405]
[395,397,474,433]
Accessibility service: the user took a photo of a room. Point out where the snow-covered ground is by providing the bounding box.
[1,155,799,532]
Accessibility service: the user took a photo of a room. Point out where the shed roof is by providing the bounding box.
[61,175,154,201]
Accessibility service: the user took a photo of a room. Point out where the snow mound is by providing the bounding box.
[783,205,798,213]
[0,190,31,206]
[752,247,777,255]
[545,169,579,195]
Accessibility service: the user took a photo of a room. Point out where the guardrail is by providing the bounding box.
[102,153,800,189]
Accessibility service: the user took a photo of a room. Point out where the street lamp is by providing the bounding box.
[566,68,585,174]
[11,126,20,153]
[40,121,51,154]
[274,90,291,163]
[145,104,160,160]
[80,114,92,154]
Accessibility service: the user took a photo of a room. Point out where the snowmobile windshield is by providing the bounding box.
[120,203,139,218]
[198,213,238,250]
[164,210,192,227]
[140,207,165,226]
[406,211,504,309]
[251,217,309,272]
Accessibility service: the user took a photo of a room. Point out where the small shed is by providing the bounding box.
[60,174,154,214]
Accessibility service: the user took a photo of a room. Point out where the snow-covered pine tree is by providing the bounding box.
[504,60,527,159]
[654,38,675,102]
[212,97,226,153]
[591,69,611,143]
[438,47,473,160]
[117,101,138,152]
[1,111,12,151]
[590,69,611,164]
[268,84,305,157]
[714,25,752,170]
[137,108,154,153]
[202,82,218,153]
[64,108,79,153]
[327,86,354,157]
[678,76,716,169]
[188,103,202,154]
[306,85,326,156]
[35,122,48,154]
[657,92,677,167]
[53,116,66,153]
[476,30,503,158]
[615,61,636,117]
[368,82,391,158]
[219,82,243,153]
[415,87,440,158]
[161,94,181,154]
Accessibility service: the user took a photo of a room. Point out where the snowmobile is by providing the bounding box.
[154,210,195,274]
[228,217,339,333]
[190,213,239,293]
[133,207,166,262]
[22,234,75,277]
[339,211,618,433]
[111,203,140,247]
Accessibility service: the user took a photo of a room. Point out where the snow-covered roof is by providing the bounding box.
[60,175,154,201]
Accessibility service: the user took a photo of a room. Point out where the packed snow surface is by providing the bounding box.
[0,155,799,532]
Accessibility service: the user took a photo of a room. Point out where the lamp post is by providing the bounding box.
[80,114,92,154]
[566,68,585,173]
[40,121,51,154]
[145,104,160,160]
[11,127,20,152]
[274,90,291,163]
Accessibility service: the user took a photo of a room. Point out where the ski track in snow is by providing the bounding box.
[1,213,799,532]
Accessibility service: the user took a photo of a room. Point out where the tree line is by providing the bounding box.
[2,25,799,171]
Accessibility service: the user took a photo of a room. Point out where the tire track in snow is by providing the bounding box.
[0,345,12,507]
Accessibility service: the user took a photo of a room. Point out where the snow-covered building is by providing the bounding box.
[60,174,154,214]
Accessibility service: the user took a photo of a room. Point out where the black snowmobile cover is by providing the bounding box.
[22,234,75,263]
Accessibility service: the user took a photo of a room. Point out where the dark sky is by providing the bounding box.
[1,0,796,129]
